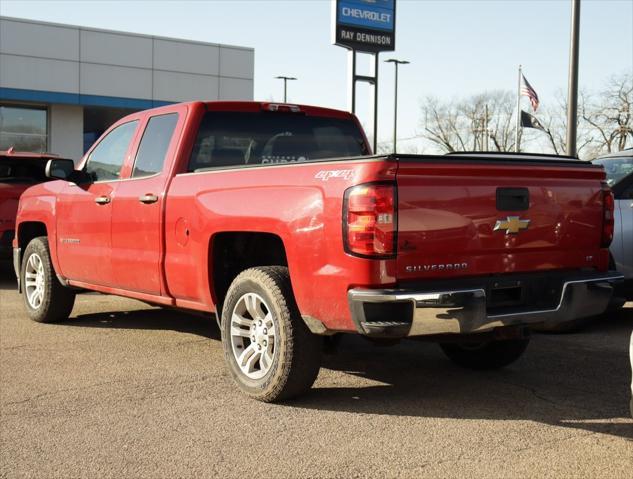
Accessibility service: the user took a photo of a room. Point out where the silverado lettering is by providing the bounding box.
[406,263,469,272]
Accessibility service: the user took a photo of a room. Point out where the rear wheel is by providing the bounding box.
[440,338,530,370]
[221,266,322,402]
[21,237,76,323]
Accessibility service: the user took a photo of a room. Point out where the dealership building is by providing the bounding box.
[0,16,254,161]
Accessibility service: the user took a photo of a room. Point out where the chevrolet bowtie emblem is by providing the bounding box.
[493,216,530,234]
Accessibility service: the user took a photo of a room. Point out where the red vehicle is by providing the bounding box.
[0,150,57,260]
[12,101,622,401]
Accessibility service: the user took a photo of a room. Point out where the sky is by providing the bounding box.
[2,0,632,152]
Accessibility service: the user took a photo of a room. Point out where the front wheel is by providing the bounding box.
[440,338,530,370]
[21,236,76,323]
[221,266,322,402]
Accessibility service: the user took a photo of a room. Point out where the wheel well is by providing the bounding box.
[18,222,48,250]
[211,232,288,309]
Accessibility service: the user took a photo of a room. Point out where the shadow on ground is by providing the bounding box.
[66,306,220,341]
[62,298,633,441]
[4,261,632,442]
[291,306,633,441]
[0,262,16,290]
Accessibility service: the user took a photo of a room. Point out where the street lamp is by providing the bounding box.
[275,76,297,103]
[384,59,410,153]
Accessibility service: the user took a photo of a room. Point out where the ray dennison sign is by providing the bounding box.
[332,0,396,53]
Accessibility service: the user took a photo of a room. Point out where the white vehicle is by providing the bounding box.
[592,149,633,302]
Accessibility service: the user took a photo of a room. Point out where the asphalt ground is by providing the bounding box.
[1,265,632,478]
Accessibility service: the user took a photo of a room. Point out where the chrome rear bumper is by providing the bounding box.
[348,272,623,338]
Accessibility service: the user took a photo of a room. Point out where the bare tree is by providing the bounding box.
[534,91,592,157]
[419,91,517,153]
[581,73,632,156]
[417,74,631,158]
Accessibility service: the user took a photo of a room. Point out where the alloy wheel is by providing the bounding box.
[230,292,277,380]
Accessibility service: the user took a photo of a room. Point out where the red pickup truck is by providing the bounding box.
[1,150,56,260]
[12,101,622,402]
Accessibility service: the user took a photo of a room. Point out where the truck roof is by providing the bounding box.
[203,101,354,119]
[595,147,633,160]
[118,101,356,121]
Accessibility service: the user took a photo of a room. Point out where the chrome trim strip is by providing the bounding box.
[348,288,485,304]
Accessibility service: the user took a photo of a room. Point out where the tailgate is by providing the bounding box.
[395,157,607,280]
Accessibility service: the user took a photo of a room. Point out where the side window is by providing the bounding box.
[85,121,138,181]
[132,113,179,178]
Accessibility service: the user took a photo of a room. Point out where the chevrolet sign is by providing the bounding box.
[332,0,396,53]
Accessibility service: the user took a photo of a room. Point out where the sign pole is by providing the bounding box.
[332,0,396,154]
[349,50,357,113]
[373,52,379,154]
[393,60,398,153]
[566,0,581,157]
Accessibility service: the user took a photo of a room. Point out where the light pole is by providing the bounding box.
[385,59,410,153]
[274,76,297,103]
[566,0,581,156]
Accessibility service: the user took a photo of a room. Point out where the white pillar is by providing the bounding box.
[49,104,84,164]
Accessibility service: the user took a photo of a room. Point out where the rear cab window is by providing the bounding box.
[132,113,179,178]
[188,111,368,172]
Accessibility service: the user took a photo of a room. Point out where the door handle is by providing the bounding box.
[94,196,111,205]
[139,194,159,204]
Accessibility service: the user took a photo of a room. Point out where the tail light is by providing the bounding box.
[343,183,396,258]
[601,182,614,248]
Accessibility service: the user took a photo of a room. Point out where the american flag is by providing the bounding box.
[520,74,539,111]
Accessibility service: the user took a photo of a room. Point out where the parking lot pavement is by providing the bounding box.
[1,270,632,479]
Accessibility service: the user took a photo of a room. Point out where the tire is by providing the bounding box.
[221,266,322,402]
[21,236,76,323]
[440,338,530,370]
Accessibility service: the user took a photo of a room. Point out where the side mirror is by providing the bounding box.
[45,158,76,180]
[45,159,90,183]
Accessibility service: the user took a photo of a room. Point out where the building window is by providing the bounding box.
[0,105,48,153]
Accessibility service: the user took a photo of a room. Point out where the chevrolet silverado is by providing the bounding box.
[12,101,622,401]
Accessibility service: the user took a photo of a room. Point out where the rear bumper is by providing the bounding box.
[348,272,623,338]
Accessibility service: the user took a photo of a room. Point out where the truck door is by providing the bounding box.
[56,120,139,286]
[110,112,180,295]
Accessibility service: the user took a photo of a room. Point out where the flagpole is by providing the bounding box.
[484,104,489,150]
[515,65,522,152]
